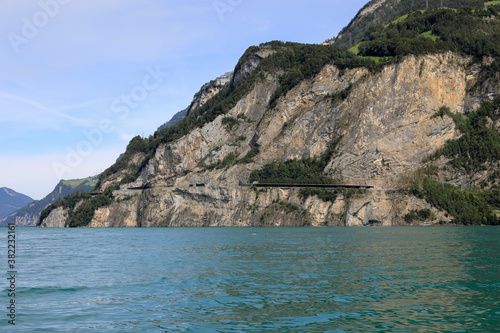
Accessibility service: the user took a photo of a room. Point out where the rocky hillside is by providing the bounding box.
[0,188,33,220]
[186,72,233,115]
[39,7,500,227]
[157,72,234,131]
[327,0,486,48]
[1,177,97,227]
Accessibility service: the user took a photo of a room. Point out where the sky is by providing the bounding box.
[0,0,368,200]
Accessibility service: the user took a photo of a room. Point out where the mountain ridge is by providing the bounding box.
[0,187,33,220]
[1,177,97,227]
[39,5,500,227]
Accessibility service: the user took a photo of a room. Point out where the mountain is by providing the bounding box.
[39,5,500,227]
[327,0,486,48]
[0,188,33,220]
[185,72,233,116]
[157,108,188,131]
[157,72,234,132]
[1,177,97,227]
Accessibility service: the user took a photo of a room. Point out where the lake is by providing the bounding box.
[1,227,499,332]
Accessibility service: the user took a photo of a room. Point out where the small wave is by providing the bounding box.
[4,286,90,296]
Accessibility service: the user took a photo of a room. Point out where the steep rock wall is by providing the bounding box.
[41,53,484,227]
[38,207,68,228]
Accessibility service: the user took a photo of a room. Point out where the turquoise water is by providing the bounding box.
[1,227,499,332]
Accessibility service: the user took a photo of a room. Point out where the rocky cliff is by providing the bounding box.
[39,50,498,227]
[187,72,233,115]
[39,6,500,228]
[157,72,235,132]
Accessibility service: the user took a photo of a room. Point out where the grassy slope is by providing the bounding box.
[63,177,98,189]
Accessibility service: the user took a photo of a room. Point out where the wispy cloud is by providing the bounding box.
[0,91,87,126]
[58,97,113,114]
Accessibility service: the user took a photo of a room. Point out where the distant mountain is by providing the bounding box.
[157,108,188,131]
[327,0,485,48]
[0,177,98,227]
[0,188,33,219]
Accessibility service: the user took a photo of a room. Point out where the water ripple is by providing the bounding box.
[1,227,498,332]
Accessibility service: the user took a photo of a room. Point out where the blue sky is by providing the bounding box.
[0,0,368,200]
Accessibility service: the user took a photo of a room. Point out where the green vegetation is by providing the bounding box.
[410,174,499,225]
[249,155,335,185]
[408,98,500,225]
[420,30,438,41]
[431,106,468,130]
[222,116,239,132]
[66,194,112,227]
[389,14,409,26]
[38,189,115,228]
[265,43,379,109]
[348,43,360,55]
[96,135,152,188]
[4,177,97,226]
[332,0,485,48]
[404,208,433,223]
[206,145,261,170]
[298,188,339,202]
[328,85,352,104]
[259,201,310,226]
[248,136,367,205]
[62,177,98,188]
[471,59,500,92]
[429,98,500,175]
[249,137,342,185]
[276,201,300,214]
[238,146,260,164]
[358,8,500,60]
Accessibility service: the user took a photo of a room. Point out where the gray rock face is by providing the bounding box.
[40,52,496,228]
[232,49,275,87]
[187,72,234,115]
[158,72,235,131]
[38,207,67,228]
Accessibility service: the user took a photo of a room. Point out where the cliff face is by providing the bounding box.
[187,72,233,116]
[41,52,496,227]
[38,207,67,228]
[158,73,234,131]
